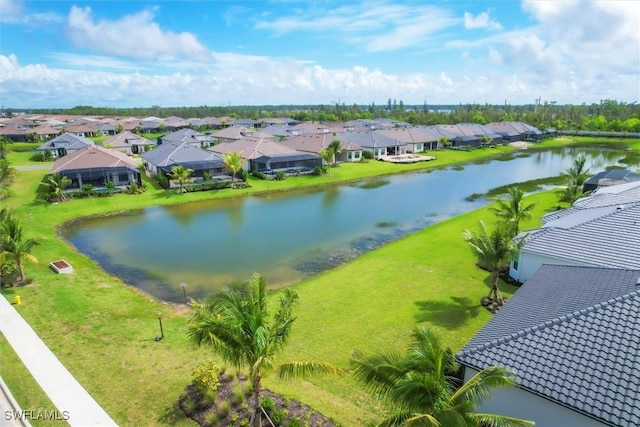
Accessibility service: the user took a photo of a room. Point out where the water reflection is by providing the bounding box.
[61,147,638,302]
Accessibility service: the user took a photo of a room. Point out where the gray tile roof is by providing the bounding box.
[522,200,640,270]
[334,130,403,149]
[141,141,223,167]
[37,133,94,151]
[457,265,640,426]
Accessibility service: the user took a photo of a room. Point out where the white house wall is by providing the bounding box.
[509,250,590,283]
[464,368,608,427]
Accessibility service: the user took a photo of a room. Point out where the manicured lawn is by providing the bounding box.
[0,137,630,425]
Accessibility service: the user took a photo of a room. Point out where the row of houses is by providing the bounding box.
[456,180,640,426]
[38,120,543,190]
[1,113,545,144]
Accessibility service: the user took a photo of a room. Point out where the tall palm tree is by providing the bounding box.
[463,221,522,310]
[223,152,243,188]
[490,187,536,237]
[1,216,43,285]
[168,165,193,193]
[41,173,72,202]
[188,273,343,426]
[351,326,533,427]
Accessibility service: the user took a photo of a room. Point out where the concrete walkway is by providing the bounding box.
[0,295,117,426]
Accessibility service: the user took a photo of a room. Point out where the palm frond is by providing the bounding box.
[469,412,535,427]
[278,361,346,380]
[450,366,518,407]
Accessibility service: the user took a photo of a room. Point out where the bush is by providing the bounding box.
[311,165,324,176]
[191,362,221,396]
[362,150,373,159]
[80,184,95,197]
[251,170,268,180]
[156,174,169,189]
[129,182,139,194]
[274,171,287,181]
[31,152,45,162]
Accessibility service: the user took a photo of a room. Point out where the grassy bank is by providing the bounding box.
[0,137,633,425]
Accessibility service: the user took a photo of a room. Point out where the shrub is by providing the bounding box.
[80,184,95,197]
[217,401,231,417]
[362,150,373,159]
[251,170,268,180]
[129,182,139,194]
[204,411,218,426]
[261,397,276,414]
[274,171,287,181]
[31,152,45,162]
[156,174,169,189]
[271,409,288,425]
[191,362,221,395]
[311,166,324,176]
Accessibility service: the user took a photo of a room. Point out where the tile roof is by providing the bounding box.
[141,141,223,167]
[334,130,403,148]
[50,145,137,173]
[457,265,640,426]
[102,131,152,148]
[209,137,297,159]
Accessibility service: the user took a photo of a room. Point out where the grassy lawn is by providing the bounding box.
[0,137,632,425]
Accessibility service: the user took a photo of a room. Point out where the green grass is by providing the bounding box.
[0,137,631,425]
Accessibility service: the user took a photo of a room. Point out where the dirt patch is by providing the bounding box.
[179,372,337,426]
[508,141,533,149]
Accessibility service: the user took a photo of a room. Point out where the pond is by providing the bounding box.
[61,147,637,302]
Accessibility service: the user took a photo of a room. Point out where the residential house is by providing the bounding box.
[485,121,543,142]
[49,145,140,190]
[37,133,95,158]
[375,128,439,152]
[583,169,640,193]
[208,136,302,172]
[281,134,364,163]
[211,126,254,144]
[334,130,405,159]
[158,128,215,148]
[102,131,152,155]
[509,181,640,283]
[141,141,227,179]
[457,264,640,427]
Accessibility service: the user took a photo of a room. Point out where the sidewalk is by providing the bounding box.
[0,295,117,426]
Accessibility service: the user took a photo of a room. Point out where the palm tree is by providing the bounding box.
[168,165,193,193]
[438,136,451,149]
[463,221,522,311]
[41,173,72,202]
[351,326,533,427]
[560,156,590,204]
[319,148,334,176]
[223,152,243,189]
[188,273,343,426]
[1,216,43,285]
[328,140,342,166]
[490,187,536,237]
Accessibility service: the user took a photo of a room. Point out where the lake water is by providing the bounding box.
[61,147,635,302]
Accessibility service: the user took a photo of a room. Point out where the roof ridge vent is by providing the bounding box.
[616,204,625,210]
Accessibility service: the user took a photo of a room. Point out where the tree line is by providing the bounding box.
[6,99,639,132]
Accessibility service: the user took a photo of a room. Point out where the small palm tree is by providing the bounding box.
[490,187,536,237]
[559,156,590,204]
[319,148,334,176]
[41,173,72,202]
[463,221,523,310]
[328,140,341,166]
[188,273,343,426]
[168,165,193,193]
[223,152,243,188]
[1,216,43,285]
[351,326,533,427]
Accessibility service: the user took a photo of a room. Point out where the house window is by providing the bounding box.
[348,152,352,160]
[512,254,519,271]
[355,151,360,159]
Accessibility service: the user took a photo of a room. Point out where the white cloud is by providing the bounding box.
[254,2,458,52]
[65,6,211,62]
[0,0,23,23]
[464,11,502,30]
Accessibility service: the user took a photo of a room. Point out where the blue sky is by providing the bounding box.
[1,0,638,108]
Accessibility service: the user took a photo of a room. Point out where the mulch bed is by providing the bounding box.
[179,372,337,426]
